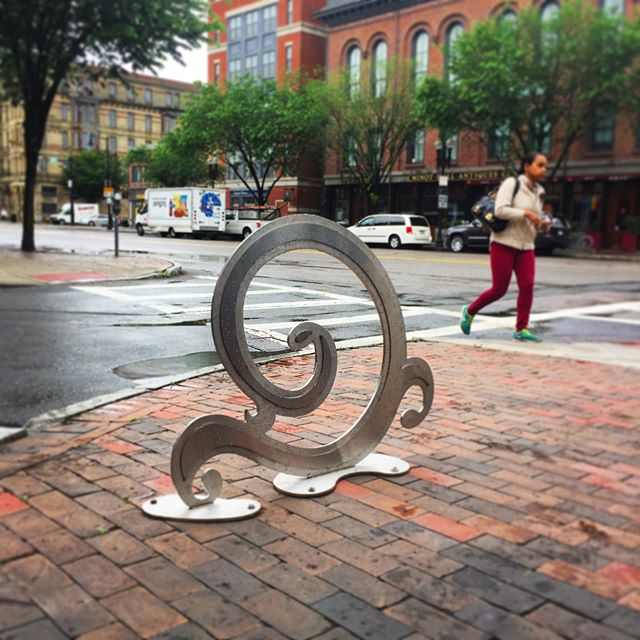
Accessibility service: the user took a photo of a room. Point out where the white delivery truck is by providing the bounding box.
[49,203,100,225]
[225,205,281,239]
[145,188,226,238]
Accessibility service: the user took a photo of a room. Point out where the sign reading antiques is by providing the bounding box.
[410,169,508,183]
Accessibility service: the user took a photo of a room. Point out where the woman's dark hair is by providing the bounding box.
[520,151,542,174]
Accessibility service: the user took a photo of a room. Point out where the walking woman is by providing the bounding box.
[460,151,551,342]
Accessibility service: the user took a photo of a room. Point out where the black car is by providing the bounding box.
[445,215,571,254]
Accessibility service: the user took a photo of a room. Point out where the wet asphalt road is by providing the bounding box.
[1,224,639,427]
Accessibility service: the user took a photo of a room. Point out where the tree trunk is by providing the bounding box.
[21,111,44,252]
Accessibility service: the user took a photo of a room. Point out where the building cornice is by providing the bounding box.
[277,22,327,39]
[315,0,429,27]
[226,0,277,18]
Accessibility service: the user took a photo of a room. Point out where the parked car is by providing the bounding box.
[445,215,571,254]
[347,214,432,249]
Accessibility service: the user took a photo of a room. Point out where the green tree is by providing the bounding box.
[64,150,125,202]
[128,134,209,188]
[415,0,640,177]
[178,75,328,205]
[0,0,217,251]
[326,59,418,214]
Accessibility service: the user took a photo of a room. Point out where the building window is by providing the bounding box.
[162,115,176,133]
[347,45,361,97]
[128,138,135,150]
[407,129,425,164]
[501,9,517,22]
[165,92,173,107]
[108,109,117,128]
[445,23,464,83]
[262,50,276,78]
[372,40,388,97]
[285,44,293,71]
[145,115,152,133]
[229,58,241,80]
[42,186,57,198]
[61,103,69,121]
[83,79,93,95]
[588,104,615,151]
[107,136,117,153]
[488,124,509,159]
[131,165,144,183]
[174,93,180,107]
[246,54,258,77]
[214,62,220,83]
[145,88,153,105]
[263,5,277,32]
[128,112,135,130]
[412,31,429,86]
[108,82,117,99]
[72,130,80,149]
[246,10,259,37]
[127,87,135,101]
[61,131,69,150]
[81,132,96,150]
[540,1,560,21]
[287,0,293,24]
[228,16,242,41]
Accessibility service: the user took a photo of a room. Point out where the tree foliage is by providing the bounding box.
[0,0,216,251]
[415,0,640,177]
[177,75,328,205]
[125,136,209,188]
[64,150,125,202]
[326,59,419,213]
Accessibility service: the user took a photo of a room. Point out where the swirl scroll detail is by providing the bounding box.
[143,215,434,521]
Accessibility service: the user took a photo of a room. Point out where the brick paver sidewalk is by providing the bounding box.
[1,341,639,640]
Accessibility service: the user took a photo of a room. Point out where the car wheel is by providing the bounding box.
[88,221,95,227]
[450,235,465,253]
[388,235,401,249]
[136,224,145,236]
[168,227,176,238]
[59,219,66,225]
[242,227,252,239]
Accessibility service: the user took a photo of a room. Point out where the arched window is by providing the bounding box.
[540,1,560,21]
[347,45,361,97]
[501,9,517,22]
[412,31,429,85]
[445,22,464,82]
[372,40,388,97]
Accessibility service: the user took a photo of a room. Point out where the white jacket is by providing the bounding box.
[492,175,545,251]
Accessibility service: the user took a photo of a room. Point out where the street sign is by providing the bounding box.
[438,194,448,209]
[103,186,114,199]
[438,175,449,187]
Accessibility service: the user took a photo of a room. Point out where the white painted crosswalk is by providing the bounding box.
[73,278,640,368]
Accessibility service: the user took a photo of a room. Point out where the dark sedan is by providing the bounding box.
[445,216,571,254]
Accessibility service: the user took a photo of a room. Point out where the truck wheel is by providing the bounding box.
[88,221,95,227]
[450,235,465,253]
[242,227,252,239]
[59,219,66,225]
[136,224,145,236]
[168,227,176,238]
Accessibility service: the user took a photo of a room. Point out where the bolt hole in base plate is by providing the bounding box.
[273,453,410,497]
[142,495,261,522]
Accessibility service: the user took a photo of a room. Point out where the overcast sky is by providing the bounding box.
[156,41,209,84]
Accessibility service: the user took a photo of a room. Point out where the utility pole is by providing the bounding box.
[435,136,453,250]
[68,156,75,225]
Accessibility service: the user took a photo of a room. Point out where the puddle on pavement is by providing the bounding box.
[114,349,290,380]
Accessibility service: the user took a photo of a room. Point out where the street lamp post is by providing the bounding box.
[434,136,453,250]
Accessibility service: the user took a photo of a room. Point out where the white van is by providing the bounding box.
[225,206,280,239]
[49,203,100,225]
[145,188,226,238]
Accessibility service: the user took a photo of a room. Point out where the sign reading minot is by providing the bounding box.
[409,169,508,182]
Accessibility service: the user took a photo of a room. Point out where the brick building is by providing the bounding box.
[316,0,640,249]
[0,72,194,222]
[208,0,328,213]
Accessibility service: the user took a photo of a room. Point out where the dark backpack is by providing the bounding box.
[472,177,520,233]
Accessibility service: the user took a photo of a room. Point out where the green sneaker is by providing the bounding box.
[460,305,474,335]
[513,328,542,342]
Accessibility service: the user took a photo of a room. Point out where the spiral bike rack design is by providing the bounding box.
[142,215,434,522]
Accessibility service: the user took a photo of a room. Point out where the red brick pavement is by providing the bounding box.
[1,341,639,639]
